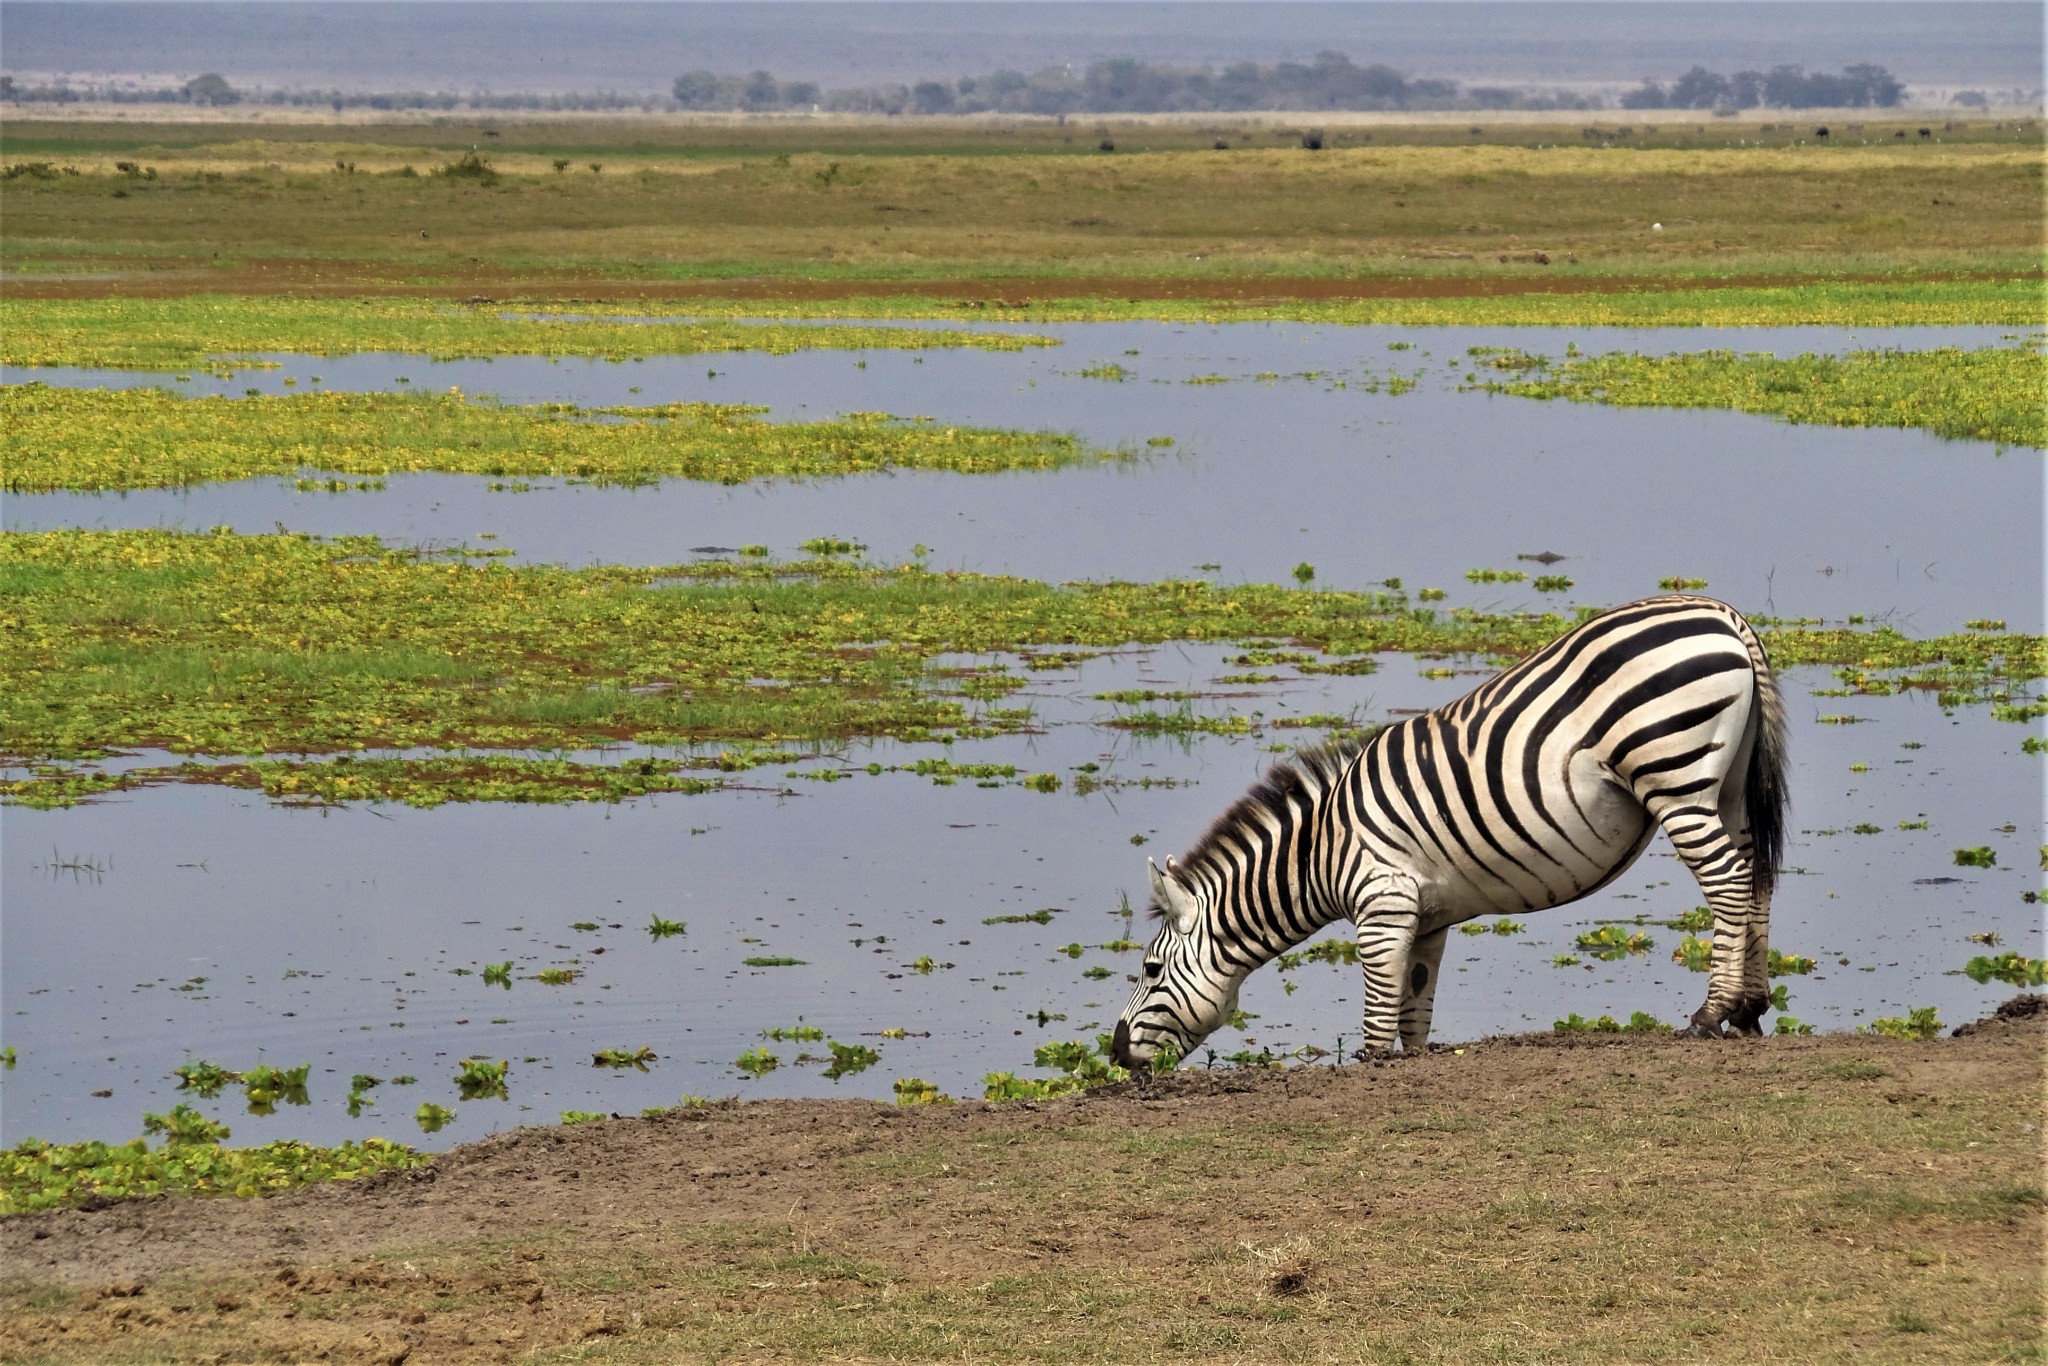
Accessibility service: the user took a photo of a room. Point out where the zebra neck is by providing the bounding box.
[1187,772,1347,971]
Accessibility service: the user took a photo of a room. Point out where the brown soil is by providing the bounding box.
[3,259,2029,303]
[2,1006,2042,1364]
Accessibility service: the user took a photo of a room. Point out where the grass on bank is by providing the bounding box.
[0,1026,2039,1362]
[1482,345,2048,447]
[3,132,2041,290]
[0,296,1052,371]
[0,385,1113,492]
[1,530,2039,798]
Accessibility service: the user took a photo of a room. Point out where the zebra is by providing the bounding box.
[1111,595,1789,1068]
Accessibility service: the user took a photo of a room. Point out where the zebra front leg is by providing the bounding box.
[1353,890,1422,1053]
[1397,926,1451,1053]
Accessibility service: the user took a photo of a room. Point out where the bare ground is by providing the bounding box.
[2,1000,2043,1364]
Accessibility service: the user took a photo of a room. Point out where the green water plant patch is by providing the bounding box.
[1,529,2039,802]
[1,384,1114,493]
[1,1126,421,1215]
[0,295,1056,371]
[1481,346,2046,448]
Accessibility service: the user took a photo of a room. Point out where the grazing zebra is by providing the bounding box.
[1111,595,1788,1067]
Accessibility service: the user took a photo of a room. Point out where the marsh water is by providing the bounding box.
[4,320,2042,1149]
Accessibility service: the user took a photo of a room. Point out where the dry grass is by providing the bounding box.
[3,119,2040,292]
[2,1019,2040,1363]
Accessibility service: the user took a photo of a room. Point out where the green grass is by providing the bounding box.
[3,126,2040,297]
[1484,345,2047,447]
[0,530,2038,799]
[1,384,1111,492]
[0,295,1054,370]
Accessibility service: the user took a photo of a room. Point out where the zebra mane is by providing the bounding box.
[1153,738,1365,915]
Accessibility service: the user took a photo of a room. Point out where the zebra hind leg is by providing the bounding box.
[1643,796,1764,1039]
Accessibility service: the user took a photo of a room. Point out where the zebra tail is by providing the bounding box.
[1744,633,1790,906]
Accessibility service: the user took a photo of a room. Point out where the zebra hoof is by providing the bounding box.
[1675,1022,1725,1040]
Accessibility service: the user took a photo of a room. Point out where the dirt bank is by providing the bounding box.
[2,1001,2042,1363]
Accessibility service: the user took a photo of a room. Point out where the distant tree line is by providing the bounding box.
[1619,64,1904,110]
[0,56,1924,116]
[673,53,1601,115]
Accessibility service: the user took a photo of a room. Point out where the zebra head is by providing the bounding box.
[1111,855,1243,1071]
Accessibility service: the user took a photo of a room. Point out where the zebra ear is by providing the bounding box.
[1149,857,1200,934]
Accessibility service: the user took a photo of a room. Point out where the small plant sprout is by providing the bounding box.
[560,1110,605,1125]
[1292,562,1316,587]
[592,1046,658,1070]
[415,1102,454,1134]
[534,967,579,985]
[481,961,513,987]
[763,1023,825,1041]
[1867,1007,1942,1040]
[455,1057,509,1100]
[647,914,687,939]
[892,1077,947,1105]
[1953,846,1996,867]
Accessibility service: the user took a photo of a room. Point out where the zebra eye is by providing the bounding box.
[1143,960,1164,980]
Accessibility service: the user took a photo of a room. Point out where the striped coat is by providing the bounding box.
[1113,596,1788,1064]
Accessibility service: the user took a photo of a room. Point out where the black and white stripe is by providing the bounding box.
[1113,595,1788,1065]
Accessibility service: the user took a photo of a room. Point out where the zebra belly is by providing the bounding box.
[1410,756,1653,924]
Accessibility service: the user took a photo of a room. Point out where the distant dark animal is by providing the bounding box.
[1814,126,1829,139]
[1919,128,1932,138]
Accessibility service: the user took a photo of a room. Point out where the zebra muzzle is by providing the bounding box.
[1111,1019,1135,1069]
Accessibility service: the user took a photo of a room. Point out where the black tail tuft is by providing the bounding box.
[1745,645,1790,905]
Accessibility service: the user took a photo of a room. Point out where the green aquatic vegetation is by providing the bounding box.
[3,530,2037,788]
[1666,906,1714,931]
[1953,846,1997,867]
[1102,707,1253,737]
[0,295,1057,372]
[1,385,1113,494]
[1775,1016,1815,1036]
[1484,346,2046,448]
[1867,1006,1943,1041]
[1963,952,2048,987]
[1465,568,1527,584]
[455,1057,509,1100]
[481,961,513,987]
[415,1103,454,1134]
[1576,925,1653,960]
[1275,938,1360,971]
[985,1037,1132,1100]
[241,1062,311,1114]
[1672,935,1713,972]
[1459,917,1525,936]
[762,1024,825,1042]
[142,1103,232,1145]
[743,956,804,968]
[647,914,687,939]
[1659,576,1710,592]
[1768,950,1817,977]
[0,1127,421,1214]
[173,1059,239,1098]
[1551,954,1582,968]
[983,909,1057,925]
[822,1041,880,1081]
[592,1046,659,1070]
[560,1110,607,1125]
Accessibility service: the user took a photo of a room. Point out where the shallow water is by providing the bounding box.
[3,647,2039,1150]
[6,322,2041,631]
[4,320,2042,1151]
